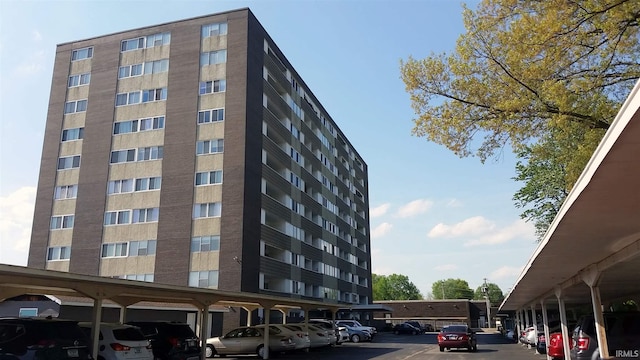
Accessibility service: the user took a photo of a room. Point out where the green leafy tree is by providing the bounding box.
[513,123,604,238]
[473,282,505,306]
[400,0,640,238]
[372,273,423,300]
[432,278,474,300]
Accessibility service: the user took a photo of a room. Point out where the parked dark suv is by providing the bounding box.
[570,312,640,360]
[0,317,94,360]
[126,321,200,360]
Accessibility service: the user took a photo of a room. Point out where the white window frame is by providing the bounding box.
[197,108,225,124]
[54,185,78,200]
[47,246,71,260]
[193,202,221,219]
[71,47,93,61]
[68,72,91,87]
[50,215,74,230]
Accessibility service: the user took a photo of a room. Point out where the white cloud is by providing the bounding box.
[445,198,463,208]
[428,216,495,238]
[371,222,393,239]
[370,203,390,218]
[0,187,36,266]
[15,50,45,76]
[395,199,433,218]
[464,219,535,246]
[434,264,458,271]
[32,30,42,41]
[490,265,524,280]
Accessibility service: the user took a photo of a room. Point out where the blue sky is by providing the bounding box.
[0,0,538,296]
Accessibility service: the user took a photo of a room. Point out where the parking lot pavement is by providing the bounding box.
[214,332,549,360]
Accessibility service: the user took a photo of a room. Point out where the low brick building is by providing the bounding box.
[372,299,496,331]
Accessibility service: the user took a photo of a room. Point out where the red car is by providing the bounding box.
[547,332,570,359]
[437,325,478,352]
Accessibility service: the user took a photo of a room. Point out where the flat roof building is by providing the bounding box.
[28,8,371,326]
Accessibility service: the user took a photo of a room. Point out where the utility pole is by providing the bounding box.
[483,278,491,328]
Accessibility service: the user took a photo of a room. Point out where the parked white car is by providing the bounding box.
[79,322,153,360]
[308,319,340,345]
[284,324,331,348]
[253,324,310,351]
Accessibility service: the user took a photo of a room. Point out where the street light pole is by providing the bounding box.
[483,278,491,328]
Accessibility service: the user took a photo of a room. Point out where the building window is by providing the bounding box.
[196,139,224,155]
[110,149,136,164]
[71,47,93,61]
[129,240,156,256]
[107,179,134,194]
[104,210,130,225]
[47,246,71,260]
[200,50,227,66]
[115,91,141,106]
[61,127,84,142]
[201,22,228,37]
[195,170,223,186]
[57,155,81,170]
[132,208,159,223]
[54,185,78,200]
[199,80,226,95]
[101,243,128,258]
[121,32,170,52]
[197,108,224,124]
[135,177,161,191]
[142,88,167,102]
[193,202,221,218]
[125,274,154,282]
[113,116,165,134]
[188,270,219,288]
[144,59,169,74]
[64,99,87,114]
[50,215,74,230]
[118,63,143,78]
[68,73,91,87]
[137,146,163,161]
[191,235,220,252]
[115,88,166,106]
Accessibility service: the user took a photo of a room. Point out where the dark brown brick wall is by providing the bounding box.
[69,37,120,275]
[373,300,472,322]
[28,46,70,269]
[153,17,202,286]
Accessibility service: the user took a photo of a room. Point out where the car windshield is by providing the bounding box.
[443,325,468,333]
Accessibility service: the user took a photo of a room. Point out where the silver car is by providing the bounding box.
[205,326,295,358]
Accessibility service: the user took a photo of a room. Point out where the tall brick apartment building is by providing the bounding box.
[28,8,372,327]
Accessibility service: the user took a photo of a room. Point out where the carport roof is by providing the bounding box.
[500,80,640,311]
[0,264,343,312]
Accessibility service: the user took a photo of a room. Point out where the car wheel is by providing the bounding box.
[439,346,444,352]
[205,345,216,358]
[351,334,361,343]
[472,343,478,352]
[257,345,266,358]
[412,330,418,335]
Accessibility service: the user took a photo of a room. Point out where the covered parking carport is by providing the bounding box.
[499,80,640,359]
[0,264,343,359]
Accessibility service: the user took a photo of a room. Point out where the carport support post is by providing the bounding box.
[530,304,538,350]
[261,302,274,360]
[515,310,521,338]
[90,297,103,360]
[583,267,609,359]
[541,299,551,360]
[119,305,127,324]
[555,287,571,360]
[193,302,211,360]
